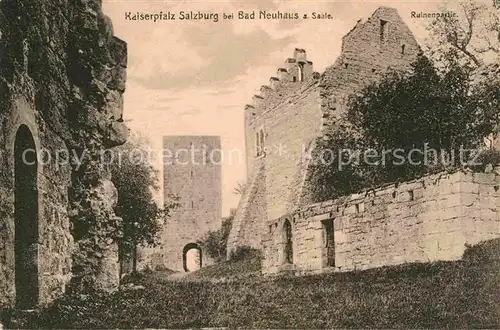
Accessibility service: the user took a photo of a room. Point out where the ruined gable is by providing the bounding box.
[320,7,420,132]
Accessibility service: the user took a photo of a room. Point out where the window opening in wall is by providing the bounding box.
[380,20,388,42]
[292,76,297,82]
[344,63,349,69]
[298,63,304,82]
[283,219,293,264]
[392,191,397,198]
[401,44,406,54]
[256,129,265,157]
[322,219,335,267]
[260,129,264,152]
[408,190,414,201]
[357,202,365,213]
[255,132,260,156]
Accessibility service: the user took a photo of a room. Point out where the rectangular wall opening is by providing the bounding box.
[322,219,335,267]
[380,20,388,43]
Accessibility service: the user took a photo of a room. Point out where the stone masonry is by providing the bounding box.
[227,7,421,255]
[262,171,500,275]
[0,0,128,308]
[139,136,222,272]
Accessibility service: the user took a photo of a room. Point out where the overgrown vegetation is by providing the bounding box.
[196,215,233,262]
[21,239,500,329]
[110,135,179,271]
[184,246,262,281]
[309,54,500,202]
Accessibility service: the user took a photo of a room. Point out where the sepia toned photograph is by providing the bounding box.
[0,0,499,328]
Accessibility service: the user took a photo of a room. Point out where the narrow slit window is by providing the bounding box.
[255,132,260,156]
[380,20,388,42]
[259,129,265,156]
[298,64,304,82]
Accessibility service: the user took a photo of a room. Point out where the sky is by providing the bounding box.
[101,0,493,216]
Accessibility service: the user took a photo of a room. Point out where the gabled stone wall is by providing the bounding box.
[228,7,420,256]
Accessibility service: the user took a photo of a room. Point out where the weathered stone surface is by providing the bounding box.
[0,0,127,308]
[263,171,500,275]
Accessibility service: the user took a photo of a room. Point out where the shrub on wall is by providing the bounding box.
[470,148,500,172]
[0,167,12,223]
[309,54,500,203]
[228,245,262,263]
[197,216,233,262]
[110,135,179,272]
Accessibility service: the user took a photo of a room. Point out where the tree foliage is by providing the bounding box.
[309,54,500,202]
[197,215,233,263]
[110,136,178,256]
[426,0,500,67]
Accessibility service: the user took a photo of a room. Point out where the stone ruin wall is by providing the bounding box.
[319,6,421,134]
[138,136,222,272]
[227,49,322,254]
[227,7,421,256]
[0,0,127,307]
[262,171,500,275]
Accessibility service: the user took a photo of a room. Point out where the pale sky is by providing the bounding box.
[101,0,492,216]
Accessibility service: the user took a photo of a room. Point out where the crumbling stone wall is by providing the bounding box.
[227,160,266,251]
[262,171,500,275]
[319,7,420,134]
[0,0,127,307]
[227,49,322,254]
[228,7,420,256]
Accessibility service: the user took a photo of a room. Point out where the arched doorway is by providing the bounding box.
[14,125,39,309]
[182,243,202,272]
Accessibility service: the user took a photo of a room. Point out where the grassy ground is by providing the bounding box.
[9,240,500,329]
[183,248,262,282]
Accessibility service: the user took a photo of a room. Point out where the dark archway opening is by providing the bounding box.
[14,125,39,309]
[182,243,202,272]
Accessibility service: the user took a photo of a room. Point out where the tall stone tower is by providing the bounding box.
[161,136,222,272]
